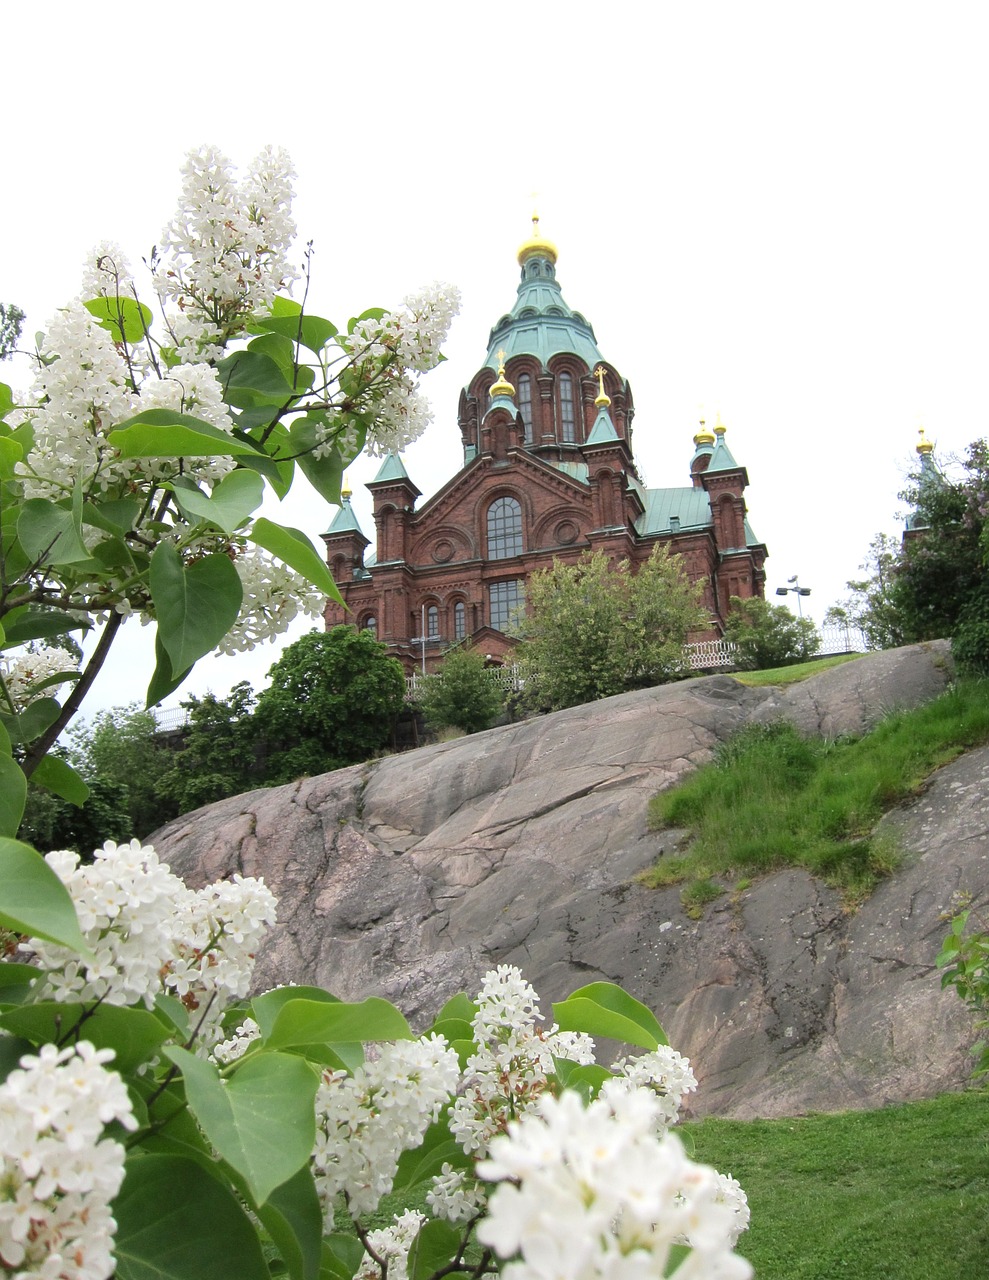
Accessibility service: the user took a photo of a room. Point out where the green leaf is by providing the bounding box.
[0,1002,169,1072]
[552,982,667,1051]
[30,754,89,806]
[170,469,264,535]
[18,497,91,565]
[146,631,194,709]
[217,350,297,403]
[321,1235,364,1280]
[251,299,339,354]
[0,382,14,420]
[0,1034,34,1082]
[82,497,143,536]
[1,696,61,747]
[250,985,340,1039]
[552,1059,613,1101]
[290,423,344,505]
[0,605,90,647]
[110,409,265,459]
[392,1118,470,1194]
[262,996,414,1051]
[408,1219,461,1280]
[164,1047,319,1207]
[424,1017,474,1045]
[150,543,242,674]
[249,517,341,602]
[0,964,40,1008]
[432,993,479,1025]
[0,755,26,837]
[153,992,191,1039]
[0,838,90,953]
[84,295,153,344]
[256,1164,323,1280]
[0,434,22,475]
[114,1153,269,1280]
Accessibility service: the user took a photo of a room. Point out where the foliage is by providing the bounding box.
[938,904,989,1077]
[0,149,754,1280]
[419,645,504,734]
[724,596,819,670]
[0,144,459,829]
[642,678,989,903]
[517,546,707,710]
[687,1092,989,1280]
[834,441,989,671]
[0,844,752,1279]
[824,533,909,650]
[0,303,24,361]
[19,705,177,852]
[252,628,406,783]
[159,681,260,811]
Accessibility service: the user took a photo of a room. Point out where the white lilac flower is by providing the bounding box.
[211,1018,263,1066]
[1,644,80,712]
[25,841,275,1049]
[354,1209,425,1280]
[80,240,135,306]
[365,373,432,457]
[217,547,324,655]
[477,1089,753,1279]
[0,1042,136,1280]
[311,1036,459,1229]
[604,1044,699,1129]
[155,144,298,347]
[16,306,138,499]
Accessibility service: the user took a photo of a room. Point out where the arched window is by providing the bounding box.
[559,372,576,443]
[518,373,533,441]
[454,601,466,641]
[362,614,377,636]
[427,605,439,639]
[487,496,523,560]
[489,580,524,632]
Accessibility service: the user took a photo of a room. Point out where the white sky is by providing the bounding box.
[4,1,987,718]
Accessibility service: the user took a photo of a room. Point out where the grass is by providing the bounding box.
[732,652,864,687]
[685,1090,989,1279]
[641,678,989,904]
[354,1092,989,1279]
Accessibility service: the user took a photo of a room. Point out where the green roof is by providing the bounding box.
[586,406,619,444]
[370,452,414,484]
[483,251,603,371]
[323,497,366,538]
[635,487,714,536]
[706,433,740,472]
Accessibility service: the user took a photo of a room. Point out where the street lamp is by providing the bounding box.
[776,575,812,618]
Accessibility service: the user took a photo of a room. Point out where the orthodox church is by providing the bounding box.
[322,220,768,673]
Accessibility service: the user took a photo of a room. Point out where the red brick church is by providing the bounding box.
[323,220,767,673]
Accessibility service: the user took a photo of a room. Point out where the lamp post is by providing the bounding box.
[776,575,812,618]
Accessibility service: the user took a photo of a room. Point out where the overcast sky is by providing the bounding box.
[4,1,987,717]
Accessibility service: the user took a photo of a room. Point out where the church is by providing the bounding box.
[322,220,768,673]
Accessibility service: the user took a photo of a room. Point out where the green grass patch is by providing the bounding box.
[733,653,864,687]
[642,678,989,903]
[686,1091,989,1279]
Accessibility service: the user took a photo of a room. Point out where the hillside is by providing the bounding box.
[151,640,986,1118]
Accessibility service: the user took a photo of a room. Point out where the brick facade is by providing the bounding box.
[323,230,767,673]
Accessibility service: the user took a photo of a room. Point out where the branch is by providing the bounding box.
[21,611,124,777]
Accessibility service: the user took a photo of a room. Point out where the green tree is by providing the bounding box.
[19,704,177,852]
[0,302,24,360]
[252,627,406,783]
[724,596,820,670]
[518,546,707,710]
[159,680,260,812]
[419,644,505,734]
[895,439,989,672]
[824,533,909,651]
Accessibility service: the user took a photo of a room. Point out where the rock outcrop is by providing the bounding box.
[152,641,987,1118]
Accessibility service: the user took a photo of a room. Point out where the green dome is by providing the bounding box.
[484,247,603,372]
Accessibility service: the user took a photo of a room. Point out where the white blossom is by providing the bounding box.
[354,1209,425,1280]
[1,645,80,712]
[0,1042,136,1280]
[477,1089,753,1279]
[218,547,324,654]
[311,1036,459,1229]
